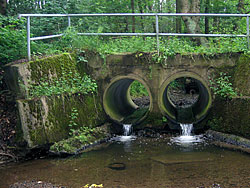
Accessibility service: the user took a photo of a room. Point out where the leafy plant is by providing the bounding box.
[130,80,148,98]
[68,107,79,135]
[0,16,27,63]
[209,72,237,99]
[28,71,97,98]
[162,116,168,123]
[50,105,106,154]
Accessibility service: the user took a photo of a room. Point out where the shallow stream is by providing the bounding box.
[1,135,250,188]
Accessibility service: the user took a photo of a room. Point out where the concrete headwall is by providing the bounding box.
[80,51,240,128]
[4,51,250,147]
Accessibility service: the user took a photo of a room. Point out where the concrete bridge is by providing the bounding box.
[4,51,248,147]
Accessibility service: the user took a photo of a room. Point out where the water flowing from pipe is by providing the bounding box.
[171,123,203,145]
[123,124,132,136]
[180,123,193,136]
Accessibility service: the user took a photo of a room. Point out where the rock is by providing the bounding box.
[9,180,65,188]
[107,162,126,170]
[205,130,250,153]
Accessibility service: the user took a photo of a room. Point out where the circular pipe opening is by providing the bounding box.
[103,76,152,124]
[159,72,212,124]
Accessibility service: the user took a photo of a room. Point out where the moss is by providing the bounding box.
[208,97,250,139]
[122,108,148,124]
[234,54,250,96]
[29,126,47,146]
[49,126,108,155]
[136,112,165,129]
[17,92,106,148]
[28,53,77,83]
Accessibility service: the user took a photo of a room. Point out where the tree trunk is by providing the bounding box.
[131,0,135,33]
[147,1,156,33]
[0,0,7,15]
[232,0,245,30]
[205,0,210,34]
[138,0,144,31]
[237,0,245,13]
[176,0,182,33]
[180,0,208,46]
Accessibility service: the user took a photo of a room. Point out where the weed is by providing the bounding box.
[209,72,237,99]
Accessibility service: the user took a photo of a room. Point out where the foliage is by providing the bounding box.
[68,107,79,135]
[162,116,168,123]
[50,107,106,154]
[0,15,27,63]
[2,0,250,64]
[50,126,105,154]
[168,78,186,91]
[28,70,97,98]
[207,117,224,131]
[130,80,148,98]
[209,72,238,99]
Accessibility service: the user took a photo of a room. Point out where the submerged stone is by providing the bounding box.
[151,152,215,165]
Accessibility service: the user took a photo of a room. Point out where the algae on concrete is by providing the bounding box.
[17,94,106,148]
[208,97,250,139]
[234,54,250,96]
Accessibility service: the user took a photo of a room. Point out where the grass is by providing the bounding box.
[34,34,249,63]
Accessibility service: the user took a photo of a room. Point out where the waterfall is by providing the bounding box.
[171,123,203,145]
[180,123,193,136]
[123,124,132,136]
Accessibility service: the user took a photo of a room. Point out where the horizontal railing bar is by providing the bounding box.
[19,13,250,18]
[30,34,63,41]
[23,13,250,60]
[79,33,246,37]
[158,33,246,37]
[30,33,246,41]
[78,33,156,36]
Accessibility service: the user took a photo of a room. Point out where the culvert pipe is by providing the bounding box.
[103,76,152,123]
[159,72,212,124]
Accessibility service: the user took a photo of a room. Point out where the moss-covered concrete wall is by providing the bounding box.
[4,53,107,148]
[234,54,250,96]
[207,97,250,139]
[4,53,77,99]
[17,94,106,147]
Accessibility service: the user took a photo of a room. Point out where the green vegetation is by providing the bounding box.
[50,107,107,154]
[234,54,250,96]
[28,71,97,98]
[130,80,148,98]
[50,126,106,154]
[209,72,238,99]
[208,98,250,139]
[18,53,98,99]
[1,0,250,66]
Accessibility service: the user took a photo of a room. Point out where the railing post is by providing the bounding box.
[68,16,71,27]
[155,14,159,55]
[27,16,31,61]
[247,16,249,50]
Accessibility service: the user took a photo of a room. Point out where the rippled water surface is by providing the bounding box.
[1,136,250,188]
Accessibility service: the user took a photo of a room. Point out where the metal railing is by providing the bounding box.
[19,13,250,61]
